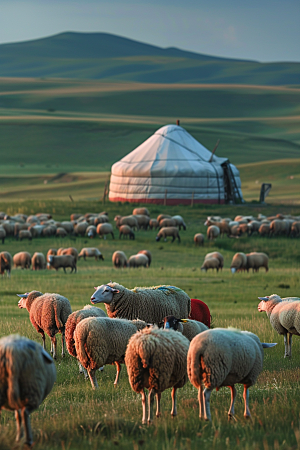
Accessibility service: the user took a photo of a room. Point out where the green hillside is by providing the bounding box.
[0,32,299,85]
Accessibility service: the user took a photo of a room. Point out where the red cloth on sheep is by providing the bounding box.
[189,299,211,328]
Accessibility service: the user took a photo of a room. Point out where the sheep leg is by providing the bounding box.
[15,410,23,441]
[40,330,46,350]
[198,385,204,419]
[171,387,177,417]
[243,385,251,418]
[114,361,122,386]
[51,336,57,360]
[147,389,155,424]
[78,361,88,378]
[203,388,212,421]
[288,334,293,357]
[141,389,147,425]
[284,333,290,357]
[228,385,237,418]
[88,369,98,389]
[61,332,66,357]
[21,407,33,446]
[156,392,161,417]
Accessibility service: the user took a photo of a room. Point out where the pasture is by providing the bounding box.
[1,200,300,449]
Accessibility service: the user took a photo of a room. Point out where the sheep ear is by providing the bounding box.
[258,297,269,301]
[112,289,119,294]
[41,348,54,363]
[262,343,277,348]
[16,293,28,298]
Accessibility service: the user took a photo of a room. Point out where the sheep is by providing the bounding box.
[237,223,249,236]
[61,247,79,263]
[149,218,159,230]
[90,282,191,323]
[247,220,261,236]
[78,247,104,261]
[134,215,150,230]
[246,252,269,272]
[74,317,149,388]
[189,299,211,328]
[201,257,220,272]
[96,223,114,239]
[29,224,46,238]
[0,226,6,244]
[205,219,230,237]
[159,218,177,229]
[65,305,106,375]
[70,213,83,221]
[26,215,39,224]
[56,227,68,238]
[157,214,171,223]
[57,247,64,256]
[60,221,74,234]
[86,225,97,238]
[14,223,29,238]
[17,290,72,359]
[74,221,89,236]
[194,233,204,246]
[13,251,31,269]
[258,223,270,237]
[187,328,276,421]
[258,294,300,358]
[156,227,181,242]
[204,251,224,269]
[0,334,56,446]
[125,326,190,424]
[290,221,300,238]
[138,250,152,267]
[206,225,220,240]
[230,224,240,237]
[230,252,247,273]
[172,215,186,230]
[0,251,12,277]
[269,220,288,237]
[114,215,139,231]
[133,207,150,216]
[112,251,128,268]
[119,224,135,240]
[128,253,149,268]
[43,225,57,237]
[163,316,208,341]
[32,252,46,270]
[1,221,14,236]
[94,215,109,226]
[18,229,32,241]
[48,254,77,273]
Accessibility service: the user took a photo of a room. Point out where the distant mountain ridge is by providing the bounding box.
[0,32,299,85]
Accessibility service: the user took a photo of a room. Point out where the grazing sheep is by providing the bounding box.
[74,317,149,388]
[114,215,139,231]
[0,251,12,277]
[90,283,191,323]
[56,227,68,238]
[157,214,171,223]
[138,250,152,267]
[163,316,208,341]
[29,224,46,238]
[133,207,150,216]
[128,253,149,268]
[47,249,57,262]
[14,223,29,238]
[13,251,31,269]
[119,224,135,240]
[125,327,190,424]
[0,226,6,244]
[74,221,89,237]
[290,221,300,238]
[206,225,220,240]
[134,215,150,230]
[205,219,230,237]
[43,225,57,237]
[32,252,46,270]
[230,252,247,274]
[189,299,211,328]
[230,224,240,237]
[201,257,220,272]
[149,218,159,230]
[246,252,269,272]
[96,223,114,239]
[78,247,104,261]
[156,227,181,243]
[237,223,249,236]
[187,328,276,421]
[194,233,204,246]
[18,230,32,241]
[269,220,288,237]
[172,215,186,231]
[258,223,270,237]
[17,290,72,359]
[258,294,300,358]
[60,221,74,234]
[94,215,109,226]
[159,218,177,229]
[0,334,56,446]
[60,247,79,262]
[86,225,97,238]
[204,252,224,269]
[1,221,14,236]
[247,220,261,236]
[48,255,77,273]
[112,251,128,268]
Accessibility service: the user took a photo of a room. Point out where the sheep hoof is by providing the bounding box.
[156,413,161,418]
[147,420,153,426]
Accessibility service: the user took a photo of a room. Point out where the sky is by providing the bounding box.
[0,0,299,63]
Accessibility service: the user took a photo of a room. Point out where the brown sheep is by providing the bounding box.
[156,227,180,243]
[0,251,12,276]
[157,214,172,223]
[112,251,128,268]
[133,207,150,216]
[159,218,177,229]
[258,223,270,237]
[205,219,230,237]
[32,252,46,270]
[206,225,220,240]
[96,223,114,239]
[230,252,247,273]
[13,252,31,269]
[119,225,135,240]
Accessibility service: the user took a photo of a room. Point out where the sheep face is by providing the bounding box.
[48,255,54,264]
[163,316,188,331]
[258,294,282,312]
[17,293,29,308]
[91,284,120,304]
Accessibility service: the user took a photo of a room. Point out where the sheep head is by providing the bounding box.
[91,284,120,304]
[258,294,282,312]
[163,316,189,332]
[17,290,43,309]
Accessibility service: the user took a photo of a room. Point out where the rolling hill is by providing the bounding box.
[0,32,299,85]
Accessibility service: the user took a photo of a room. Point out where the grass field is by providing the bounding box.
[0,201,300,449]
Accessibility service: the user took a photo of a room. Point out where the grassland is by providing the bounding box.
[0,201,300,449]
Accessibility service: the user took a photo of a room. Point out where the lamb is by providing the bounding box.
[138,250,152,267]
[230,252,247,273]
[246,252,269,272]
[201,257,220,272]
[18,229,32,241]
[48,254,77,273]
[128,253,149,268]
[112,251,128,268]
[206,225,220,240]
[258,294,300,357]
[91,282,191,324]
[194,233,204,246]
[133,207,150,216]
[204,252,224,269]
[13,251,31,269]
[124,327,190,424]
[258,223,270,237]
[159,218,177,229]
[119,224,135,240]
[163,316,208,341]
[156,227,181,242]
[0,251,12,277]
[172,215,186,230]
[74,316,149,388]
[17,290,72,359]
[96,223,114,239]
[0,334,56,446]
[187,328,276,421]
[189,299,211,328]
[0,226,6,244]
[32,252,46,270]
[78,247,104,261]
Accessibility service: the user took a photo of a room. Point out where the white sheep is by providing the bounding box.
[156,227,181,243]
[0,334,56,446]
[201,257,220,272]
[13,251,31,269]
[205,252,224,269]
[112,251,128,268]
[32,252,46,270]
[96,223,114,239]
[78,247,104,261]
[187,328,276,421]
[194,233,204,246]
[258,294,300,357]
[172,215,186,230]
[125,326,190,424]
[230,252,247,273]
[163,316,208,341]
[90,282,191,324]
[128,253,149,268]
[206,225,220,240]
[17,290,72,359]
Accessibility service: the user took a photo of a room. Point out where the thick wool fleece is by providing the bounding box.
[105,282,190,323]
[74,317,148,370]
[259,295,300,335]
[125,327,189,394]
[180,320,208,342]
[187,328,264,390]
[65,305,106,357]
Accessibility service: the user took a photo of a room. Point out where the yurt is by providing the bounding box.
[109,124,243,205]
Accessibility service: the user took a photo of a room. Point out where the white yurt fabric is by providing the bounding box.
[109,125,243,205]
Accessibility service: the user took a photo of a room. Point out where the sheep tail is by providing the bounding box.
[75,327,90,368]
[6,352,21,410]
[188,347,204,389]
[54,305,64,331]
[137,336,157,369]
